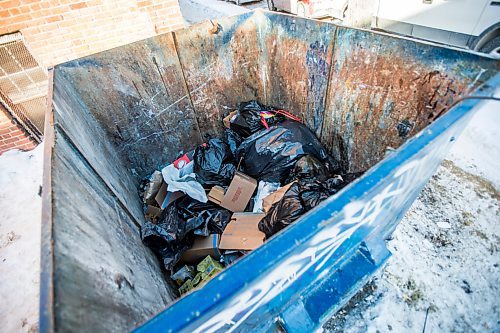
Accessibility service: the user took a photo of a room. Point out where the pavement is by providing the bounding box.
[179,0,266,25]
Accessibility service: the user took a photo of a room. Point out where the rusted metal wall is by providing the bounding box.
[51,130,173,332]
[52,71,145,224]
[321,27,498,172]
[49,70,176,333]
[260,12,337,136]
[55,34,202,180]
[174,13,265,141]
[50,11,499,180]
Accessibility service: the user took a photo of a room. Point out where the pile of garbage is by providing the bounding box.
[139,101,362,295]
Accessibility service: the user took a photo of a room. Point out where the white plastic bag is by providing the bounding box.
[161,162,208,203]
[252,181,280,213]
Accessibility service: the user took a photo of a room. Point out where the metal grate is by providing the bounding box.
[0,32,48,142]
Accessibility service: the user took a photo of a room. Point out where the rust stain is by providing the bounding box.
[176,17,264,140]
[265,36,310,122]
[323,49,467,173]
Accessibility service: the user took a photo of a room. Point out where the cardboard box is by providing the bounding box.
[223,110,238,128]
[219,213,266,250]
[208,172,257,212]
[180,234,221,264]
[145,205,162,219]
[155,182,184,209]
[262,181,296,213]
[208,186,225,206]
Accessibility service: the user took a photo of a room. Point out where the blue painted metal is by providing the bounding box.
[135,74,498,332]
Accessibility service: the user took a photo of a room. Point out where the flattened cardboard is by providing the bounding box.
[220,172,257,212]
[180,234,221,264]
[219,213,265,250]
[155,182,184,209]
[262,181,295,213]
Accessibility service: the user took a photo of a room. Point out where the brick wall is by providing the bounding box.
[0,0,185,68]
[0,104,37,155]
[0,0,184,154]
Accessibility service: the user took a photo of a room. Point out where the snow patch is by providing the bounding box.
[0,144,44,333]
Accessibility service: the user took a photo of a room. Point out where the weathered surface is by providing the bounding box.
[174,12,265,140]
[43,10,500,333]
[321,27,499,172]
[52,71,145,225]
[56,33,202,180]
[260,12,337,136]
[51,129,173,332]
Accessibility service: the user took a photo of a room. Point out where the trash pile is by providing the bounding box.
[139,101,362,296]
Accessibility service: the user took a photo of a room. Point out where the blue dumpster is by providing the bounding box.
[40,10,499,333]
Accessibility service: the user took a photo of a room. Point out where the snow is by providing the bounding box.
[449,99,500,190]
[0,144,43,333]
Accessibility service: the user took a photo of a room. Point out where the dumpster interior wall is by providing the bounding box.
[45,11,498,332]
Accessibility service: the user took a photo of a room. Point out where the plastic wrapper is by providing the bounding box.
[141,204,198,270]
[171,265,195,285]
[236,120,340,184]
[253,181,280,213]
[286,155,329,183]
[193,138,236,186]
[141,195,232,270]
[220,250,246,266]
[228,100,302,138]
[229,101,281,137]
[224,129,242,156]
[258,174,361,238]
[161,162,207,203]
[176,196,232,236]
[258,182,304,238]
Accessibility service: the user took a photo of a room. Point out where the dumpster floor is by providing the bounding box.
[1,104,498,332]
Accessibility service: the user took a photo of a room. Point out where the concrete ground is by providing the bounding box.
[178,0,265,25]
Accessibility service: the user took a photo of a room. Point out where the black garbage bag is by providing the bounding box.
[141,204,199,270]
[176,196,232,235]
[258,182,305,237]
[158,238,193,271]
[236,120,340,184]
[224,129,242,157]
[258,174,359,238]
[286,155,329,183]
[193,138,236,186]
[141,196,233,270]
[229,100,281,137]
[143,204,202,246]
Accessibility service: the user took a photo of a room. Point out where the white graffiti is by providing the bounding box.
[190,128,457,333]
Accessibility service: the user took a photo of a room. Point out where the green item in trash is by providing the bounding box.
[197,255,224,274]
[178,279,195,295]
[172,265,195,286]
[192,272,203,286]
